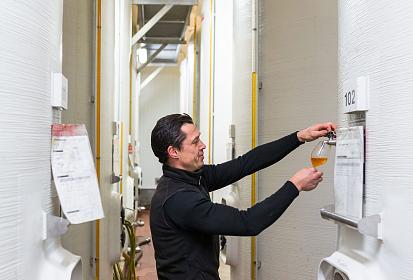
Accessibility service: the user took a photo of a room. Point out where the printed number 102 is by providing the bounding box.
[344,90,356,106]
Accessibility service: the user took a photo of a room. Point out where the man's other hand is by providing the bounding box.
[297,122,336,142]
[290,168,323,192]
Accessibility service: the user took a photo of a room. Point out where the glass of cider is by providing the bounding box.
[311,140,330,168]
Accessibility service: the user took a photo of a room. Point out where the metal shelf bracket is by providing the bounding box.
[320,204,383,240]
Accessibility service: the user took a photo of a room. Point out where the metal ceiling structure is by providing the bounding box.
[131,0,197,70]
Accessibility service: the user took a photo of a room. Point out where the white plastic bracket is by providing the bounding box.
[42,211,70,240]
[357,213,382,240]
[51,72,68,110]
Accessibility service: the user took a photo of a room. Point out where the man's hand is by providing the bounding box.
[297,122,336,143]
[290,168,323,192]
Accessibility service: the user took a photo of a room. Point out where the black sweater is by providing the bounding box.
[150,132,303,280]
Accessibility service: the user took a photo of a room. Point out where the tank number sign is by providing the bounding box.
[344,90,356,106]
[342,76,369,113]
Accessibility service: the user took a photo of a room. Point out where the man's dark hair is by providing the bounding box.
[151,113,194,164]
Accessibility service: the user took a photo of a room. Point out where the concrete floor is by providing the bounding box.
[135,210,157,280]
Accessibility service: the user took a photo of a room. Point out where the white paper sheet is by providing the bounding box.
[51,124,104,224]
[334,126,364,219]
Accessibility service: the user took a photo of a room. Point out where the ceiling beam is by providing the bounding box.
[179,5,191,39]
[156,20,186,24]
[131,4,173,47]
[132,0,197,4]
[139,37,186,44]
[140,66,165,91]
[137,43,168,73]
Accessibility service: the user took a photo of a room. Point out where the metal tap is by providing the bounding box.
[326,131,336,146]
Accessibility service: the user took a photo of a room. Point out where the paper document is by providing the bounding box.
[51,124,104,224]
[334,126,364,219]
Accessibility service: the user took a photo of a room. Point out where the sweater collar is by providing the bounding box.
[162,164,203,186]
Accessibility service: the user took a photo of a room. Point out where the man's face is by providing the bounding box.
[173,123,206,171]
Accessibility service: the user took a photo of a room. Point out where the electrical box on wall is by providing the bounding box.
[51,72,68,110]
[342,76,369,113]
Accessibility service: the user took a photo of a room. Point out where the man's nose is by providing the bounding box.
[200,140,206,149]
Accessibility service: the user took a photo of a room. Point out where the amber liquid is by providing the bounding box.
[311,157,328,167]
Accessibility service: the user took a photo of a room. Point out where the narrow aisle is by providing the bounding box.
[135,210,157,280]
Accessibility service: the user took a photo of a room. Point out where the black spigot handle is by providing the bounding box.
[327,131,336,139]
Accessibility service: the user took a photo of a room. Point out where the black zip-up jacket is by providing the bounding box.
[150,132,304,279]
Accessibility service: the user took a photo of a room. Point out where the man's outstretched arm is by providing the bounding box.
[202,132,302,191]
[164,182,299,236]
[165,167,322,236]
[203,122,335,191]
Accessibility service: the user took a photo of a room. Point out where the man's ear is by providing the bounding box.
[167,145,179,159]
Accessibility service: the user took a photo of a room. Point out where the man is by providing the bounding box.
[150,113,335,280]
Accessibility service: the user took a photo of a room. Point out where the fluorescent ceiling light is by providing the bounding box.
[137,48,148,64]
